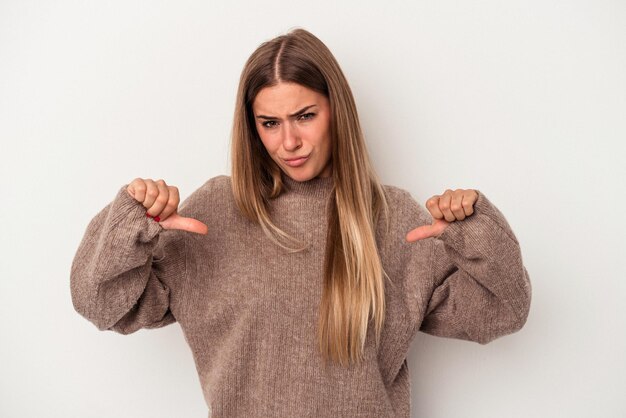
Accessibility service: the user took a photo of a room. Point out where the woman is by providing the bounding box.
[71,28,531,418]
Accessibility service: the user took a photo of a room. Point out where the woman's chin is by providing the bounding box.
[282,169,315,182]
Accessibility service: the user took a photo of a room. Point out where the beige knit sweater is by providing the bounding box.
[70,174,531,417]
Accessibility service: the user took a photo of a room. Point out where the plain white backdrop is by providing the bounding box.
[1,1,625,417]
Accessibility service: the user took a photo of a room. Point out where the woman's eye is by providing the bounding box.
[261,113,315,129]
[299,112,316,121]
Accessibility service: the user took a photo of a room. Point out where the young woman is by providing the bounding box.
[71,28,531,417]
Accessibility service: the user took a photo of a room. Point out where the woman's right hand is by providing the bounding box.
[126,178,208,235]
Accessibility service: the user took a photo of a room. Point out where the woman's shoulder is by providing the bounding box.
[380,183,424,213]
[178,175,234,216]
[380,183,412,201]
[378,182,432,231]
[197,174,232,192]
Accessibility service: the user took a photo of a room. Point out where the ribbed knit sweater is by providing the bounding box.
[70,174,531,417]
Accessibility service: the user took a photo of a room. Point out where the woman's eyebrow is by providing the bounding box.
[256,104,318,120]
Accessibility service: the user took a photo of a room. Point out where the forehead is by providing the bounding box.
[252,82,325,114]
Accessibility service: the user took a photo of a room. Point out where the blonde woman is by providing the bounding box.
[71,28,531,417]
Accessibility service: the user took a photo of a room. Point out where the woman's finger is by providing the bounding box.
[144,179,160,216]
[127,178,147,203]
[150,179,169,217]
[406,225,434,242]
[159,185,179,221]
[425,195,444,220]
[439,190,456,222]
[406,218,449,242]
[450,190,466,221]
[158,212,209,235]
[461,191,476,217]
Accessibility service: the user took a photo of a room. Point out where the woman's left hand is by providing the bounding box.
[406,189,479,242]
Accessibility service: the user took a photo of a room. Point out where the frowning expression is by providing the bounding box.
[252,81,332,181]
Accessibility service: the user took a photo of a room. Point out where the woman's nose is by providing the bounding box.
[282,123,302,151]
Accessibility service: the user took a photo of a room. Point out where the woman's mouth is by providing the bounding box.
[283,155,309,167]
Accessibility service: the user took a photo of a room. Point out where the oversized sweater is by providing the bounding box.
[70,174,532,418]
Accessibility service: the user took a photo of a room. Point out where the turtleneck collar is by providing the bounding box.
[280,172,335,200]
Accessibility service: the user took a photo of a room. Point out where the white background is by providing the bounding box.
[1,1,625,417]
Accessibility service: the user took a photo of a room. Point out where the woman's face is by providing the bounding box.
[252,81,332,181]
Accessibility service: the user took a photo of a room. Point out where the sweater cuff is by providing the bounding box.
[436,189,518,250]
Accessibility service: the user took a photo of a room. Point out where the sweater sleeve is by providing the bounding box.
[417,190,532,344]
[70,184,188,335]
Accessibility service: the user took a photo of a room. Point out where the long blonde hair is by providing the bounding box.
[230,28,390,367]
